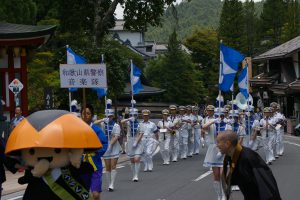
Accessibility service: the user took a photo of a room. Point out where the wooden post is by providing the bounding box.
[20,48,28,116]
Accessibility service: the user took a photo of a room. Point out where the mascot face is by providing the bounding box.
[21,148,71,169]
[5,110,101,177]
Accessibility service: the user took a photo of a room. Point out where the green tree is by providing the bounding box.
[259,0,285,47]
[0,0,37,24]
[218,0,245,52]
[145,31,202,104]
[244,0,259,56]
[184,28,219,103]
[281,0,300,42]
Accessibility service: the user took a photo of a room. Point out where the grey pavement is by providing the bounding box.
[3,135,300,200]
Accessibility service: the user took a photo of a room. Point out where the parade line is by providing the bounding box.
[284,141,300,147]
[193,170,213,182]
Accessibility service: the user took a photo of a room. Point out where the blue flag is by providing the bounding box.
[219,44,245,92]
[67,47,86,92]
[238,64,249,98]
[131,63,144,95]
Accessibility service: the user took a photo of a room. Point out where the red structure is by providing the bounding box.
[0,23,56,119]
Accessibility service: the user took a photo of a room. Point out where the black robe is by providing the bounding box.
[230,147,281,200]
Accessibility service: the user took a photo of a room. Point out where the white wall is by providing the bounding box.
[118,32,143,46]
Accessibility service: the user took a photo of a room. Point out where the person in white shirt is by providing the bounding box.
[192,106,203,155]
[259,107,276,165]
[157,109,172,165]
[121,107,142,182]
[186,106,195,157]
[94,99,121,191]
[139,109,159,172]
[202,105,225,200]
[168,105,180,162]
[178,106,191,159]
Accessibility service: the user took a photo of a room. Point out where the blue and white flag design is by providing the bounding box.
[131,63,144,95]
[67,47,86,92]
[219,44,245,92]
[238,64,249,99]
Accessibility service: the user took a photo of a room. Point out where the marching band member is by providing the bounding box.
[178,106,191,159]
[186,106,195,157]
[214,108,227,133]
[121,107,143,182]
[168,105,180,162]
[202,105,225,200]
[95,99,121,192]
[192,106,203,155]
[139,109,159,172]
[157,109,172,165]
[276,104,286,156]
[260,107,276,165]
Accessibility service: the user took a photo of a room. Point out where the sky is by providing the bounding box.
[115,0,262,19]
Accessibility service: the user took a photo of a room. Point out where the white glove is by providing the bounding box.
[133,141,138,148]
[229,118,235,124]
[214,118,221,123]
[216,151,223,159]
[201,137,205,148]
[129,116,135,121]
[103,118,109,123]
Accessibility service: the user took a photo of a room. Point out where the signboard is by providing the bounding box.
[60,64,107,88]
[44,87,54,109]
[8,79,23,94]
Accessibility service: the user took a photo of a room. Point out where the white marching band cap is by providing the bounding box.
[105,99,114,116]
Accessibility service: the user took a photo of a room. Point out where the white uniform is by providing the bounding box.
[126,120,143,158]
[187,114,195,157]
[249,119,260,150]
[101,121,121,159]
[178,115,190,159]
[168,115,180,162]
[260,117,276,164]
[157,119,172,164]
[273,112,285,156]
[202,116,224,167]
[139,120,159,171]
[192,114,203,155]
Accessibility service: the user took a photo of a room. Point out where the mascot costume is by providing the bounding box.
[5,110,102,200]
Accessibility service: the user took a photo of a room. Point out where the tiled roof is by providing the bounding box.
[253,36,300,61]
[0,23,56,39]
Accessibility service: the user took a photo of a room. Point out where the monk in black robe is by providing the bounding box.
[217,130,281,200]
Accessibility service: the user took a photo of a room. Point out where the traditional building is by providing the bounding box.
[0,23,56,120]
[251,36,300,122]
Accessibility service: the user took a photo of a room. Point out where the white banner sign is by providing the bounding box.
[60,64,107,88]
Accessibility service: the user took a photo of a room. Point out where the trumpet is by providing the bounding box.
[170,129,177,136]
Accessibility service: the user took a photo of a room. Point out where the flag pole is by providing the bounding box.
[66,45,72,112]
[130,59,135,138]
[246,59,251,138]
[101,54,107,111]
[218,40,223,133]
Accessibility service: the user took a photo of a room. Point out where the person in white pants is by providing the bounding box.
[202,105,225,200]
[157,109,172,165]
[260,107,276,165]
[192,106,203,155]
[168,105,180,162]
[186,106,195,157]
[276,104,286,156]
[139,109,159,172]
[178,106,191,159]
[121,107,143,182]
[271,103,286,158]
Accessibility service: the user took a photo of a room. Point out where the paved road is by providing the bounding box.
[3,135,300,200]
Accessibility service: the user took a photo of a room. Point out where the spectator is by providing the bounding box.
[0,136,21,198]
[10,107,24,131]
[217,130,281,200]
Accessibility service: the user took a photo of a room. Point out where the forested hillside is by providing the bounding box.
[146,0,264,42]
